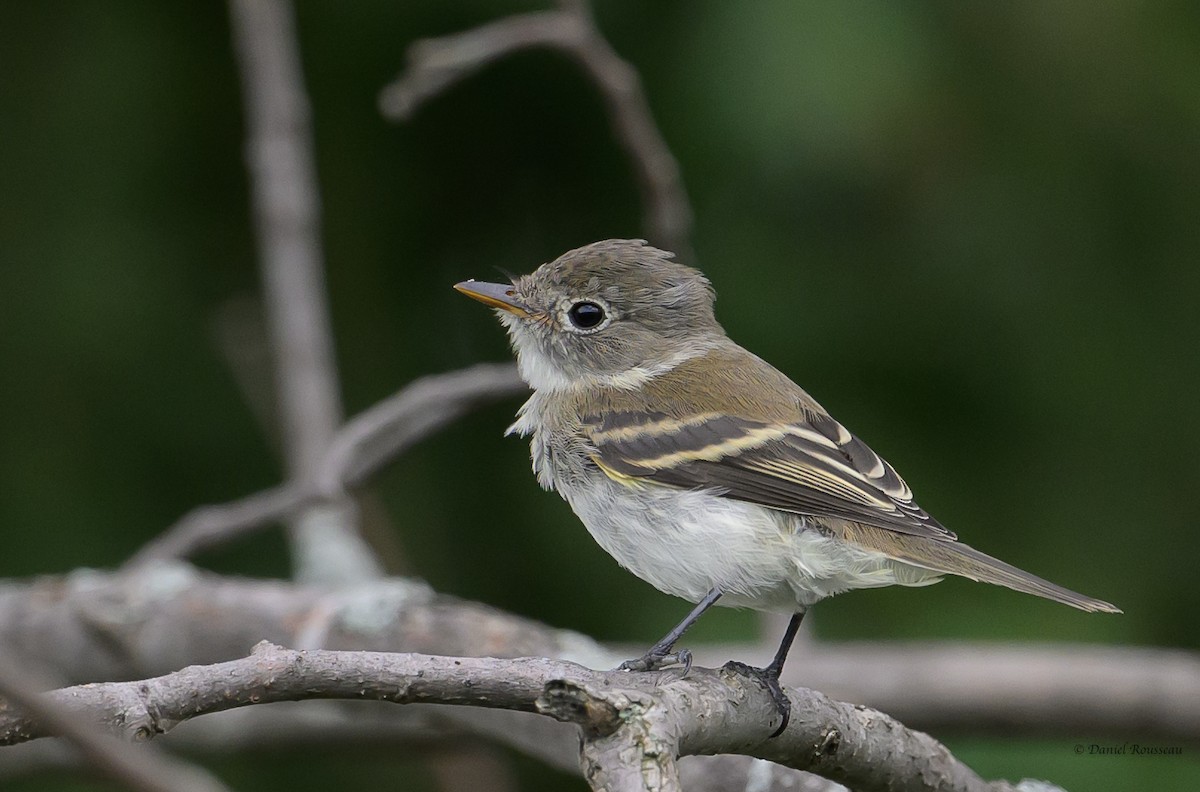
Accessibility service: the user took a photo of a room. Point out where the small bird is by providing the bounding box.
[455,239,1120,736]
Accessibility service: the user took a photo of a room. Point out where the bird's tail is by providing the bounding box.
[842,523,1122,613]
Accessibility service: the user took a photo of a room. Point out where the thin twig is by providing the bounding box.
[0,652,232,792]
[125,364,527,566]
[0,643,1019,792]
[316,362,527,491]
[379,0,693,260]
[126,484,309,568]
[228,0,379,582]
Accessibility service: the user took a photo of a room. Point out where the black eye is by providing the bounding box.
[567,301,606,330]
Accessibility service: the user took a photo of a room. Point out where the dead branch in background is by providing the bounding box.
[2,567,1194,745]
[379,0,694,262]
[125,363,526,567]
[1,711,849,792]
[0,642,1022,792]
[0,652,232,792]
[228,0,380,582]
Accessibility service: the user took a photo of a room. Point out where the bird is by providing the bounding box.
[454,238,1120,736]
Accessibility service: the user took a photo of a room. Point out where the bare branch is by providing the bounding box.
[129,484,308,568]
[3,567,1192,746]
[228,0,379,582]
[381,11,572,115]
[0,717,858,792]
[788,641,1200,743]
[0,652,232,792]
[317,362,527,492]
[677,640,1200,745]
[0,703,507,781]
[126,363,527,566]
[0,643,1019,792]
[228,0,341,474]
[379,1,693,260]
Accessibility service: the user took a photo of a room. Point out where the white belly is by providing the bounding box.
[558,473,936,612]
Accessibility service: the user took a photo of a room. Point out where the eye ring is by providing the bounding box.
[566,300,607,331]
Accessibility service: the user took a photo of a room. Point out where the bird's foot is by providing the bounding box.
[723,661,791,738]
[616,647,693,675]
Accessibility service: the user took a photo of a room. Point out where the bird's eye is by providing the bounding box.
[567,301,606,330]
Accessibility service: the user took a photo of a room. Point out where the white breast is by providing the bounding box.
[508,390,941,612]
[556,471,940,612]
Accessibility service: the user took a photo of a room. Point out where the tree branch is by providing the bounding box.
[3,566,1192,745]
[228,0,380,582]
[0,643,1019,792]
[125,363,527,566]
[0,703,546,783]
[379,0,694,260]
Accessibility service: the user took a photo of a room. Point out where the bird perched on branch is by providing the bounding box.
[455,239,1120,737]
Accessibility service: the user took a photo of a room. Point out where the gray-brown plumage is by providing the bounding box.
[456,239,1121,613]
[456,239,1119,735]
[575,345,1115,613]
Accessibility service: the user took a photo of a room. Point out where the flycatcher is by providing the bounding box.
[455,239,1119,736]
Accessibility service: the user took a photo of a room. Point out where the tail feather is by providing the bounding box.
[841,523,1122,614]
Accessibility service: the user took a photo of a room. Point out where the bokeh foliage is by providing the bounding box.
[1,1,1197,790]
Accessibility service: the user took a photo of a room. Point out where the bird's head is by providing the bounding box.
[455,239,722,392]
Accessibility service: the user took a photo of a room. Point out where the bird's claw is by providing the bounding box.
[723,661,791,738]
[616,648,693,674]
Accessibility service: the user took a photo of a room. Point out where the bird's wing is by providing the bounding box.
[583,408,956,541]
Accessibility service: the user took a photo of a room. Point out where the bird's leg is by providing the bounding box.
[617,588,722,673]
[724,610,804,738]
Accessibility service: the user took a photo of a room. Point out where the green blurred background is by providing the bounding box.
[2,1,1197,789]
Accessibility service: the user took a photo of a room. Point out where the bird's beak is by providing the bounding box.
[454,280,531,318]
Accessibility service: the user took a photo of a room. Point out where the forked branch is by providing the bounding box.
[0,643,1017,792]
[379,0,693,260]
